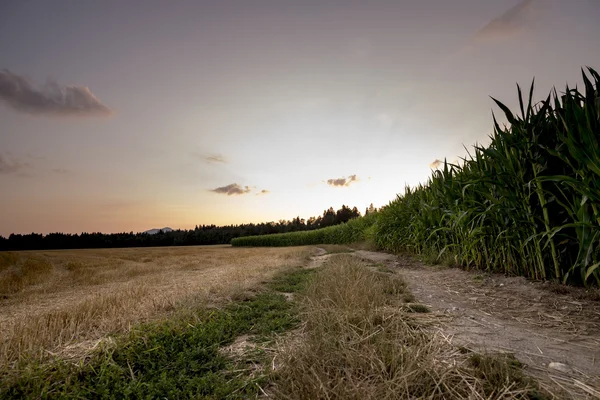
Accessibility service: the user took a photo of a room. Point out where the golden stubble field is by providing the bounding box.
[0,245,311,368]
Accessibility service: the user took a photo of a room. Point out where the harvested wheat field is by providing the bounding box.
[0,245,310,368]
[2,245,600,399]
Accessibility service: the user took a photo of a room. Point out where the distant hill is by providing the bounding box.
[143,227,174,235]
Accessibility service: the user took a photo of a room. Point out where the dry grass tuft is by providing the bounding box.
[0,252,20,272]
[0,257,53,295]
[271,254,544,399]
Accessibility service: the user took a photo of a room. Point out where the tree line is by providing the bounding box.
[0,205,368,251]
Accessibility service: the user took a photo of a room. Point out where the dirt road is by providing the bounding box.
[315,248,600,398]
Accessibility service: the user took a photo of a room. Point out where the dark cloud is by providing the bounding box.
[0,153,29,175]
[211,183,252,196]
[257,189,270,195]
[476,0,536,40]
[204,154,227,164]
[326,174,358,187]
[429,159,443,169]
[0,69,112,116]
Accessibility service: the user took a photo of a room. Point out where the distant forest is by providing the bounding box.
[0,205,372,251]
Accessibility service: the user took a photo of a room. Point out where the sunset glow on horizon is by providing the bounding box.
[1,0,599,236]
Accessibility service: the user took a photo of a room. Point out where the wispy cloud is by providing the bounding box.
[429,159,443,169]
[0,153,30,175]
[476,0,537,40]
[211,183,252,196]
[326,174,359,187]
[203,154,227,164]
[0,69,112,116]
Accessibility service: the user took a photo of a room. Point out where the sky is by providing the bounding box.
[1,0,599,236]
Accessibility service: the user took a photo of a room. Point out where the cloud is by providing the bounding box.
[0,69,112,116]
[0,153,30,175]
[51,168,69,174]
[429,159,443,169]
[476,0,536,40]
[326,174,359,187]
[203,154,227,164]
[256,189,270,195]
[211,183,252,196]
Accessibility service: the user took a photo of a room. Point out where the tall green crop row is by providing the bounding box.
[375,67,600,285]
[231,213,377,247]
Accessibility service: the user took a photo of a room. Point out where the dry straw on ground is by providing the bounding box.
[270,254,546,399]
[0,245,311,369]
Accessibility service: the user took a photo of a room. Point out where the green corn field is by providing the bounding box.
[234,67,600,286]
[231,213,377,247]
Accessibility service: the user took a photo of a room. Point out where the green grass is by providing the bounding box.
[267,267,316,293]
[467,353,544,398]
[0,268,314,399]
